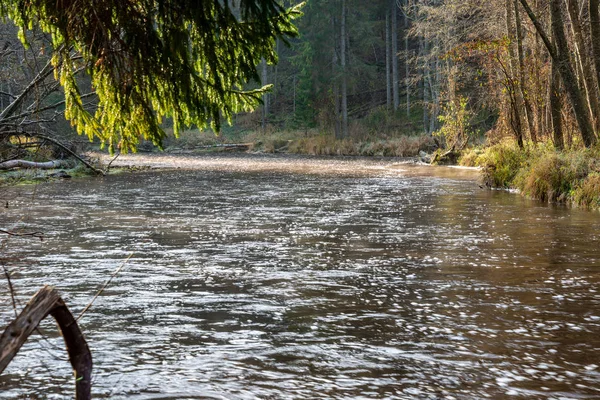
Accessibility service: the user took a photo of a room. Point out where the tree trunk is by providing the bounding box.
[273,38,279,105]
[506,0,525,146]
[261,58,268,132]
[514,0,537,142]
[567,0,600,133]
[551,55,564,150]
[422,39,430,134]
[391,0,399,111]
[386,11,392,110]
[404,0,410,117]
[518,0,596,146]
[589,0,600,125]
[332,16,341,139]
[550,0,595,146]
[432,55,441,132]
[533,10,545,138]
[341,0,348,138]
[0,286,92,400]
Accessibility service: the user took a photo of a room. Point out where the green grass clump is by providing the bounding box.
[572,173,600,209]
[474,139,600,209]
[458,148,484,167]
[477,140,528,188]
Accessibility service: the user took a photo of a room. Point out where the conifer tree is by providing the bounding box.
[0,0,302,152]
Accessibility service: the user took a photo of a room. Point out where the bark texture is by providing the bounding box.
[0,159,70,170]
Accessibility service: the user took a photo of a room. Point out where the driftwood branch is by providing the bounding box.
[0,159,71,170]
[34,134,105,175]
[0,228,44,241]
[0,286,92,400]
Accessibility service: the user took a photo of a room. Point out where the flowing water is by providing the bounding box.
[1,154,600,399]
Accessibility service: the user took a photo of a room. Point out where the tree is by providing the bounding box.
[0,0,303,153]
[518,0,597,147]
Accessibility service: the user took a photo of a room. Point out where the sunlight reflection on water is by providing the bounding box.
[1,154,599,399]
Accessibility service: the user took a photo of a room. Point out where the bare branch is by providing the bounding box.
[0,229,44,241]
[0,59,54,121]
[76,253,133,322]
[2,266,18,318]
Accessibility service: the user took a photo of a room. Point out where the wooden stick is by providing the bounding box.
[0,286,92,400]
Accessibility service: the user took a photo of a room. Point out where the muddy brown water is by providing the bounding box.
[1,153,599,399]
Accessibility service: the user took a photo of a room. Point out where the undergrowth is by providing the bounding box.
[460,140,600,209]
[160,127,436,158]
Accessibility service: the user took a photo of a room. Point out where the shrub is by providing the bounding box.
[458,148,483,167]
[516,153,569,202]
[477,140,527,188]
[572,173,600,209]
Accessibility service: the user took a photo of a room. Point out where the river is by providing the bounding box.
[1,154,599,399]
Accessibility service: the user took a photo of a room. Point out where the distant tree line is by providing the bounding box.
[256,0,600,150]
[2,0,600,155]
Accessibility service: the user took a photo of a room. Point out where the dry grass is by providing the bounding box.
[572,173,600,209]
[470,139,600,209]
[288,135,434,157]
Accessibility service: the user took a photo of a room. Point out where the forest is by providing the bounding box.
[2,1,600,398]
[1,0,600,207]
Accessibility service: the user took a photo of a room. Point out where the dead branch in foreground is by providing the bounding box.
[0,286,92,400]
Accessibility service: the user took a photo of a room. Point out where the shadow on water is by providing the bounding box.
[1,155,599,399]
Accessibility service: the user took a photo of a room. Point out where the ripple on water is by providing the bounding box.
[1,157,600,399]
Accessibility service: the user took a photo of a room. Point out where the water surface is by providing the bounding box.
[1,154,599,399]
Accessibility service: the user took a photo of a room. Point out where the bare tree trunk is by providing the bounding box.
[273,39,279,105]
[404,0,410,117]
[519,0,596,146]
[589,0,600,125]
[386,11,392,110]
[261,58,268,132]
[567,0,600,133]
[514,0,537,142]
[332,16,341,139]
[429,55,439,134]
[340,0,348,138]
[432,55,441,132]
[392,0,399,111]
[549,0,596,146]
[533,15,545,138]
[506,0,525,146]
[293,74,297,115]
[551,55,564,149]
[422,39,430,134]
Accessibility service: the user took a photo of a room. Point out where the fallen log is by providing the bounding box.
[0,159,71,170]
[196,143,252,149]
[0,286,92,400]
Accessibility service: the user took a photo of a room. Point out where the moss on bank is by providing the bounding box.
[0,162,101,186]
[460,140,600,210]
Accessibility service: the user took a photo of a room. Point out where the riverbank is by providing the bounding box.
[0,162,98,186]
[91,152,481,180]
[459,140,600,210]
[160,129,437,158]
